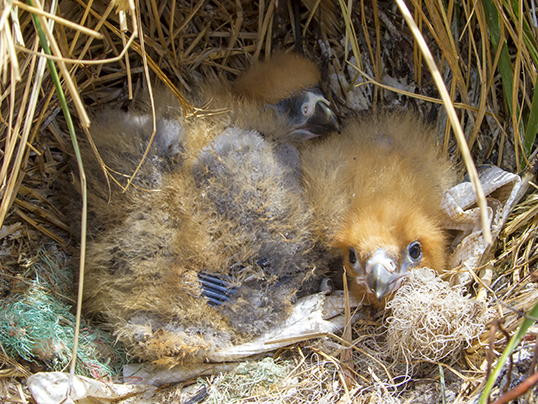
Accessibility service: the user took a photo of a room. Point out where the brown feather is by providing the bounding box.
[301,111,455,305]
[233,53,321,104]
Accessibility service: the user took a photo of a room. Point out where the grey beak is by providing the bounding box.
[367,263,394,301]
[304,100,341,136]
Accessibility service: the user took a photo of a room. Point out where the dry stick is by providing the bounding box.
[0,32,21,186]
[340,268,355,389]
[372,0,381,109]
[253,0,276,60]
[169,0,177,65]
[15,2,137,66]
[73,0,192,113]
[492,371,538,404]
[2,14,22,82]
[0,28,53,232]
[19,185,68,221]
[348,62,488,115]
[359,0,373,76]
[149,0,167,53]
[69,0,115,66]
[338,0,361,75]
[0,4,13,32]
[30,0,89,127]
[14,198,70,232]
[68,0,94,54]
[302,0,322,39]
[184,23,210,58]
[124,0,157,192]
[172,0,206,36]
[12,207,65,245]
[10,6,25,48]
[395,0,492,245]
[13,1,103,39]
[466,1,489,152]
[15,42,139,65]
[312,348,351,400]
[119,9,133,99]
[413,1,422,85]
[221,0,243,66]
[328,332,394,384]
[0,38,36,228]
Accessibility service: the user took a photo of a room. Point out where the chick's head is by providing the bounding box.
[334,187,448,303]
[233,53,340,139]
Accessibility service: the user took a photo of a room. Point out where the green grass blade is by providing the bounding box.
[27,0,88,378]
[507,0,538,68]
[478,299,538,403]
[482,0,528,168]
[524,78,538,156]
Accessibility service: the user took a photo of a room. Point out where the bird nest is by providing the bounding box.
[1,0,538,403]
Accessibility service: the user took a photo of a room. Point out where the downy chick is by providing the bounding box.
[301,112,455,307]
[75,54,338,365]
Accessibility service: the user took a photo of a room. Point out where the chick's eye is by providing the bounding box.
[348,248,357,266]
[407,241,422,261]
[303,104,310,116]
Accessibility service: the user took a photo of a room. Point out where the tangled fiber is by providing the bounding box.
[385,268,494,362]
[0,248,126,378]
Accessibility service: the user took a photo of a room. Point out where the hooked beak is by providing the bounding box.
[365,249,398,302]
[301,100,341,137]
[367,263,393,301]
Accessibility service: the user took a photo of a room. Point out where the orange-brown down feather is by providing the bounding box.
[233,53,321,104]
[301,112,455,306]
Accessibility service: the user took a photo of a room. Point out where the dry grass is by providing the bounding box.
[1,0,538,402]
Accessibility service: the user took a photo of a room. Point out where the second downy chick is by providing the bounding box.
[75,54,337,365]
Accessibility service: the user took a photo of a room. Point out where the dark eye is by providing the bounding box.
[348,247,357,266]
[408,241,422,261]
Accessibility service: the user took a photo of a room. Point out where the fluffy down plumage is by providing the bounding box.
[71,54,337,365]
[301,112,455,307]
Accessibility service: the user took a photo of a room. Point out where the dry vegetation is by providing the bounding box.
[1,0,538,402]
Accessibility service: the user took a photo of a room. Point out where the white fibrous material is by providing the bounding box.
[385,268,495,362]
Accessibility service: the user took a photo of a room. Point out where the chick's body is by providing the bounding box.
[76,54,336,365]
[301,112,455,306]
